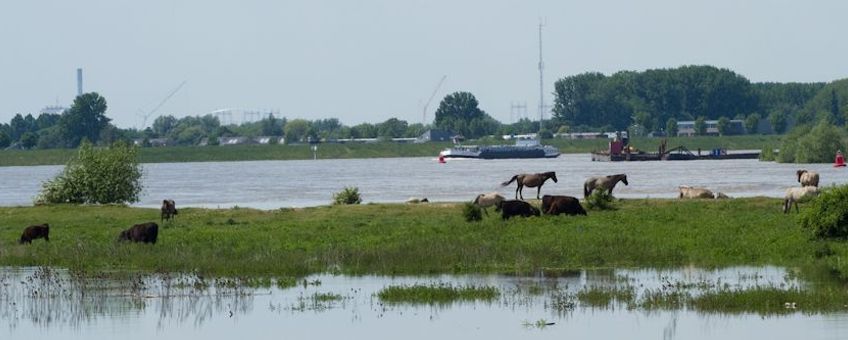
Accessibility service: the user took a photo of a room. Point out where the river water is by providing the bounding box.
[3,266,847,340]
[0,154,844,209]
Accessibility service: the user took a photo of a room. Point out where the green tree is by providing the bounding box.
[716,116,730,136]
[20,131,38,149]
[284,119,310,143]
[0,130,11,148]
[769,110,788,134]
[794,120,847,163]
[434,92,495,138]
[666,118,678,136]
[694,116,707,136]
[832,89,842,125]
[377,118,408,138]
[745,113,760,133]
[152,115,178,136]
[59,93,111,147]
[260,114,283,136]
[36,141,143,204]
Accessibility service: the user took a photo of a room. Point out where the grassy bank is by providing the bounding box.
[0,198,841,278]
[0,135,782,167]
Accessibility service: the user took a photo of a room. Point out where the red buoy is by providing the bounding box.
[835,150,845,167]
[438,154,446,164]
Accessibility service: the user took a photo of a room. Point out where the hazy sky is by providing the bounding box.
[2,0,847,129]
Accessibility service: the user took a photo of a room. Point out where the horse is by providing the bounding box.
[783,186,819,213]
[678,186,715,199]
[495,200,540,220]
[583,174,628,198]
[473,192,505,216]
[20,224,49,244]
[796,170,820,187]
[501,172,558,200]
[118,222,159,244]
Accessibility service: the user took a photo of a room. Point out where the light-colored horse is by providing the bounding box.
[583,174,629,198]
[797,170,820,187]
[501,172,558,200]
[472,192,505,216]
[783,186,818,213]
[678,186,715,199]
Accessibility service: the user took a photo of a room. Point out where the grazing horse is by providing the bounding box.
[501,172,558,200]
[495,200,540,220]
[473,192,505,216]
[783,186,819,213]
[118,222,159,244]
[796,170,820,187]
[678,186,715,199]
[583,174,629,198]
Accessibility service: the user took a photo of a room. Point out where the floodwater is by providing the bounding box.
[2,266,847,340]
[0,154,845,209]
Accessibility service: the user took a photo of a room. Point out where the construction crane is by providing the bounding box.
[422,75,447,124]
[137,80,187,129]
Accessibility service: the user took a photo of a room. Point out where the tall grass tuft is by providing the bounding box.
[332,186,362,205]
[377,283,499,305]
[584,190,617,210]
[463,203,483,222]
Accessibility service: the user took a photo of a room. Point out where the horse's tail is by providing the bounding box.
[501,175,518,187]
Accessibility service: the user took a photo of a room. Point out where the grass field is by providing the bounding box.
[0,197,838,278]
[0,135,783,167]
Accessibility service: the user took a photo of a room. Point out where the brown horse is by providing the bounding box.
[501,171,558,199]
[583,174,628,198]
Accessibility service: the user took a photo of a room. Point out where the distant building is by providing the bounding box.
[677,119,745,136]
[417,129,453,143]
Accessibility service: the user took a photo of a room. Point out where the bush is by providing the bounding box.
[759,146,776,161]
[799,185,848,239]
[333,186,362,205]
[585,190,616,210]
[463,202,483,222]
[778,121,847,163]
[35,141,143,204]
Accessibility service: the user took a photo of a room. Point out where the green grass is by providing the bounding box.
[0,135,783,167]
[0,198,840,278]
[377,283,500,305]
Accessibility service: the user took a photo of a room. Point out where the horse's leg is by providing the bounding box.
[795,200,800,213]
[536,185,542,199]
[517,184,523,200]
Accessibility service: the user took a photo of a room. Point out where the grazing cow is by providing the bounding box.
[542,195,587,216]
[161,199,178,222]
[678,186,715,199]
[783,186,819,213]
[796,170,820,187]
[118,222,159,244]
[19,224,49,244]
[495,200,540,220]
[406,197,429,204]
[472,192,505,216]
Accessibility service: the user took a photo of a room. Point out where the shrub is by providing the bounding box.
[759,146,776,161]
[35,141,143,204]
[585,190,616,210]
[799,185,848,239]
[332,186,362,205]
[463,202,482,222]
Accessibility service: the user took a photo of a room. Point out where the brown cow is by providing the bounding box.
[542,195,587,216]
[118,222,159,244]
[161,199,178,222]
[20,224,49,244]
[495,200,540,220]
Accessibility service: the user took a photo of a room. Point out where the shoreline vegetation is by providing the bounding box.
[0,135,782,167]
[0,197,839,278]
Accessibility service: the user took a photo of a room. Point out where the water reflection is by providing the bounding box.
[2,266,847,340]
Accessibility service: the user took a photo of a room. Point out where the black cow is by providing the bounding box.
[495,200,540,220]
[118,222,159,244]
[20,223,50,244]
[161,199,178,222]
[542,195,587,216]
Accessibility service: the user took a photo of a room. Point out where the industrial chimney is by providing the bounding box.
[76,68,83,96]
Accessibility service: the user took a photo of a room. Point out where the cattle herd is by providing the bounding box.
[16,199,174,246]
[13,169,824,245]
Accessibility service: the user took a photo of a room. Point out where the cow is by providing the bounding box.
[495,200,540,220]
[542,195,587,216]
[20,224,49,244]
[118,222,159,244]
[161,199,178,222]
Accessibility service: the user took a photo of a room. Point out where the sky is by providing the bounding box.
[1,0,847,129]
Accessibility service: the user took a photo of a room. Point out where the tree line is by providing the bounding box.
[3,65,847,149]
